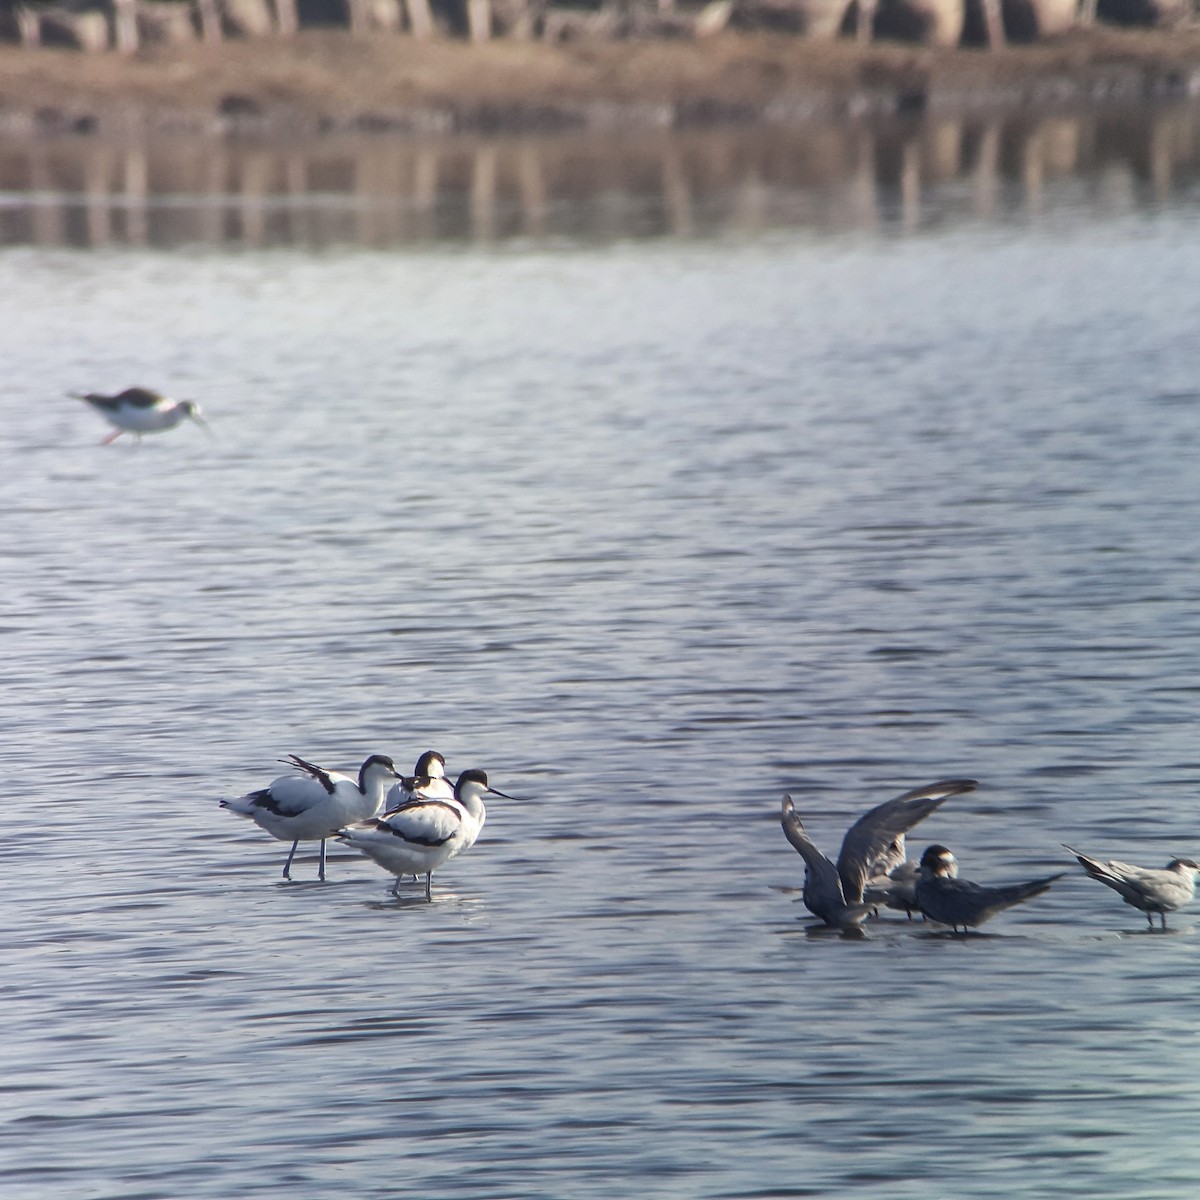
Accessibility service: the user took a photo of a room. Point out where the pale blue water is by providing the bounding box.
[2,109,1200,1199]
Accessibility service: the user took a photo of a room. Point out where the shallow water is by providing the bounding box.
[2,108,1200,1199]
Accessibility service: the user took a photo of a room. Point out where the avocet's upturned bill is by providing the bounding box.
[914,845,1065,933]
[1064,845,1200,930]
[386,750,454,810]
[338,768,517,901]
[779,778,978,929]
[220,753,400,881]
[72,387,210,444]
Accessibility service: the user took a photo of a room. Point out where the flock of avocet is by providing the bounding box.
[220,751,518,901]
[781,778,1200,933]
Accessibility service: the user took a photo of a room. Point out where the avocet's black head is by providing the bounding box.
[919,844,957,876]
[414,750,447,778]
[359,754,399,783]
[1168,857,1200,872]
[455,768,519,801]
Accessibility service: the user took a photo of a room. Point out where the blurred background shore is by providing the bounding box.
[2,3,1200,135]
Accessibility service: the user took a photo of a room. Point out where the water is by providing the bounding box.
[2,105,1200,249]
[3,106,1200,1199]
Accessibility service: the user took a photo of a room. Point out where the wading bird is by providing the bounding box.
[339,768,517,901]
[1064,845,1200,930]
[72,387,210,444]
[220,753,400,880]
[386,750,454,809]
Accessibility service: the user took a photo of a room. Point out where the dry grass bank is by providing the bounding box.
[1,26,1199,135]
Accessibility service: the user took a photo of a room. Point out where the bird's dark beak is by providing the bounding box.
[487,786,522,801]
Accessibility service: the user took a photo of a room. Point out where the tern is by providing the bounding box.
[779,778,978,929]
[915,845,1065,933]
[1064,845,1200,930]
[338,768,516,901]
[220,753,400,880]
[72,387,210,444]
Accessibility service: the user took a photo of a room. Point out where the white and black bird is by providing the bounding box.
[915,845,1064,933]
[386,750,454,809]
[220,753,400,880]
[338,768,516,901]
[1064,845,1200,930]
[779,778,978,929]
[72,387,210,444]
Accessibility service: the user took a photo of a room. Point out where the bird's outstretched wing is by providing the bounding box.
[781,795,845,905]
[837,778,978,904]
[282,754,338,795]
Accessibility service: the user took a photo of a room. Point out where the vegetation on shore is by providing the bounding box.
[1,25,1199,136]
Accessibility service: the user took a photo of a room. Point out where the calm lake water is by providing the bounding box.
[2,104,1200,1199]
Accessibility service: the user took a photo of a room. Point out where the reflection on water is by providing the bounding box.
[1,103,1199,247]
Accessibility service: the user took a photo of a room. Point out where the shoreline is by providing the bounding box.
[3,28,1200,139]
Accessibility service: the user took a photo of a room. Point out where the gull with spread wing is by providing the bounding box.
[780,778,978,929]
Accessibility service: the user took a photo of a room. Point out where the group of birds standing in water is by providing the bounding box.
[72,389,513,902]
[781,778,1200,933]
[218,753,1200,933]
[80,385,1199,933]
[220,751,516,901]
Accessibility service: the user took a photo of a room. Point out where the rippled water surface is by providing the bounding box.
[3,112,1200,1199]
